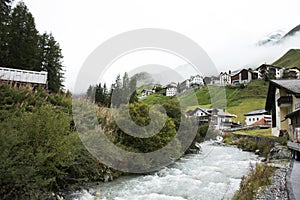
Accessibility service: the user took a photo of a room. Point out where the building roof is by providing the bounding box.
[188,107,211,116]
[215,109,236,117]
[285,109,300,119]
[266,79,300,111]
[244,109,268,116]
[257,64,282,70]
[141,89,153,92]
[272,80,300,94]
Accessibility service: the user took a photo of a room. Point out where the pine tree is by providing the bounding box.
[122,72,130,104]
[86,85,95,102]
[103,83,109,106]
[95,83,103,105]
[0,0,13,66]
[111,74,122,107]
[7,2,40,70]
[38,33,64,93]
[129,77,138,103]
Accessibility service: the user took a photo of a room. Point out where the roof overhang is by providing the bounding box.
[285,109,300,119]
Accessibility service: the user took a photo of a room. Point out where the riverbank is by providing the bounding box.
[255,159,290,200]
[223,132,292,199]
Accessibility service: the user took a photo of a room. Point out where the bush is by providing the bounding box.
[0,86,120,199]
[233,163,276,200]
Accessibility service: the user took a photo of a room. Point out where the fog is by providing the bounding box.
[211,32,300,73]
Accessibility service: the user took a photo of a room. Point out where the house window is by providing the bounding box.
[249,118,251,122]
[253,118,255,121]
[257,118,259,121]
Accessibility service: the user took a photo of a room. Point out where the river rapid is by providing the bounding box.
[70,141,258,200]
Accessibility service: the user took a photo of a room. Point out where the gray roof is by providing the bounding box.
[244,109,268,116]
[215,109,236,117]
[271,80,300,95]
[189,107,211,116]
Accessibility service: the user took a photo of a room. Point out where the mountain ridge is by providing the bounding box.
[272,49,300,69]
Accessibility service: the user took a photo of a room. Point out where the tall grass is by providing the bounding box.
[232,163,276,200]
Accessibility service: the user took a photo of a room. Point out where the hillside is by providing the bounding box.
[283,24,300,39]
[273,49,300,69]
[143,81,269,124]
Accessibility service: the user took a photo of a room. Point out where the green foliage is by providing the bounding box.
[235,137,274,158]
[233,163,276,200]
[235,128,273,138]
[0,0,13,65]
[38,33,64,93]
[108,102,178,153]
[7,2,40,70]
[0,85,120,199]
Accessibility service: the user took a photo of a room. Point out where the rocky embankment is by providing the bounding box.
[256,143,291,200]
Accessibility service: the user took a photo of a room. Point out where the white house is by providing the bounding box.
[244,109,271,127]
[266,80,300,137]
[215,109,236,130]
[283,68,300,79]
[186,107,211,125]
[187,107,211,118]
[256,64,284,79]
[219,72,231,86]
[141,89,155,98]
[190,75,204,87]
[209,109,236,130]
[165,82,177,96]
[219,69,259,86]
[178,79,190,93]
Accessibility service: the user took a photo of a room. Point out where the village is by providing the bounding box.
[139,63,300,141]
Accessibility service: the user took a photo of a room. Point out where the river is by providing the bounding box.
[69,142,258,200]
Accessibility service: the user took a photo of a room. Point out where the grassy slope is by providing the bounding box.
[273,49,300,69]
[234,128,273,138]
[142,81,269,124]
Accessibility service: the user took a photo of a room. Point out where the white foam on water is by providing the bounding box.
[71,141,257,200]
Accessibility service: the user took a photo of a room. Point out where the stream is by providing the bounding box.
[69,141,258,200]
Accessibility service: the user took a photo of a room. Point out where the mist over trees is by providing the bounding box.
[86,72,138,107]
[0,1,64,93]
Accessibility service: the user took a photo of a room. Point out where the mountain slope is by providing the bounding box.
[258,30,284,46]
[283,24,300,39]
[272,49,300,69]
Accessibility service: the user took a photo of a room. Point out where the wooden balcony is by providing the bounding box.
[277,96,293,107]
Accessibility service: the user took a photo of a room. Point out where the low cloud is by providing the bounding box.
[210,32,300,72]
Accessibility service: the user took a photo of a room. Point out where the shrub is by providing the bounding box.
[233,163,276,200]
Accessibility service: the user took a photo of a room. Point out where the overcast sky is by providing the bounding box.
[23,0,300,91]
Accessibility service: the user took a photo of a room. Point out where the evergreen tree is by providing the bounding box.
[111,74,122,107]
[0,0,13,66]
[86,85,95,103]
[103,83,109,106]
[129,76,138,103]
[7,2,40,70]
[38,33,64,93]
[95,83,105,105]
[122,72,130,104]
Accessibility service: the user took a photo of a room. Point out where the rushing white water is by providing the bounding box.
[70,142,257,200]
